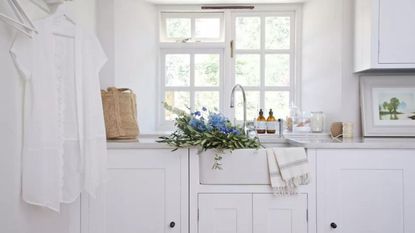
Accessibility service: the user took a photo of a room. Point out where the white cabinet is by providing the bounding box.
[354,0,415,72]
[253,194,308,233]
[83,149,188,233]
[198,193,308,233]
[316,149,415,233]
[199,194,252,233]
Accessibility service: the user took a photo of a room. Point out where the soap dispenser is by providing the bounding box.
[266,109,277,134]
[256,109,266,134]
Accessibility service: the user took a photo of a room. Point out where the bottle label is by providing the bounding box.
[267,121,277,130]
[256,121,266,130]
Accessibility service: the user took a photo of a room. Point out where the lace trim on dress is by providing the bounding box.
[55,37,65,205]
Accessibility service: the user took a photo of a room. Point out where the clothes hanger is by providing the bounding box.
[50,4,77,39]
[29,0,51,14]
[52,3,76,26]
[30,0,74,14]
[10,0,37,31]
[0,0,38,38]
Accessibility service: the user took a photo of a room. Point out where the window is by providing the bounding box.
[159,7,299,129]
[233,13,294,121]
[160,12,224,42]
[161,50,224,121]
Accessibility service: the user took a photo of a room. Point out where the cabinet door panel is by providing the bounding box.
[199,194,252,233]
[85,149,187,233]
[317,149,415,233]
[253,194,308,233]
[378,0,415,64]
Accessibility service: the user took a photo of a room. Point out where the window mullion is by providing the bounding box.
[260,15,266,112]
[191,16,195,41]
[223,10,234,120]
[290,14,297,107]
[219,51,225,113]
[190,53,195,111]
[165,86,192,91]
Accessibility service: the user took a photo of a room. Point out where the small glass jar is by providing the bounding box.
[310,111,325,133]
[246,121,257,139]
[293,111,311,133]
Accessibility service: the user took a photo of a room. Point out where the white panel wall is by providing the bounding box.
[0,1,97,232]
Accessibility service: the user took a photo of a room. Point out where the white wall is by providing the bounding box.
[97,0,115,87]
[99,0,361,135]
[0,1,97,232]
[98,0,158,133]
[302,0,360,134]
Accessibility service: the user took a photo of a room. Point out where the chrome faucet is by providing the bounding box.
[230,84,247,135]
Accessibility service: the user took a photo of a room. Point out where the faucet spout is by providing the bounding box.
[230,84,247,135]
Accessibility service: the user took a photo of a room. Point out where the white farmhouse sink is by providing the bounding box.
[199,149,273,185]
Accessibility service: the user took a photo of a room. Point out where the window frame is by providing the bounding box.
[160,12,225,42]
[156,5,302,130]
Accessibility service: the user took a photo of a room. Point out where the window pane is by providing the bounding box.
[265,91,290,119]
[235,54,260,86]
[165,54,190,86]
[235,91,260,121]
[265,54,290,86]
[166,18,191,38]
[195,18,221,38]
[195,54,220,87]
[164,91,190,120]
[195,91,220,112]
[235,17,261,49]
[265,17,290,50]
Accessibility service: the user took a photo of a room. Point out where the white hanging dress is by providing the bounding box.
[10,8,108,212]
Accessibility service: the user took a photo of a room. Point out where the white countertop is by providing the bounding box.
[287,137,415,149]
[107,137,173,149]
[106,133,415,150]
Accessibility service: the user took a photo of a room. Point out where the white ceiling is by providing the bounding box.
[146,0,308,5]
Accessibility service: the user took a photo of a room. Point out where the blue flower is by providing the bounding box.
[189,118,207,132]
[231,128,241,135]
[190,111,242,135]
[194,111,201,116]
[207,112,242,135]
[208,113,227,130]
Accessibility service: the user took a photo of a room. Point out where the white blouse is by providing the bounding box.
[10,12,107,212]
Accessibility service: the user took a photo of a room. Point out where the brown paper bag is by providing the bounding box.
[101,87,139,140]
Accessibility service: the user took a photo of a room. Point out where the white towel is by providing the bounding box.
[266,148,310,195]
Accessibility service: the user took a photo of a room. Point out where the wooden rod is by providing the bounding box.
[201,5,255,10]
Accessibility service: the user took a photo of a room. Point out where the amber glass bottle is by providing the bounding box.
[266,109,277,134]
[256,109,266,134]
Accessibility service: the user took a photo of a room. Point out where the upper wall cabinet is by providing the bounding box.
[354,0,415,72]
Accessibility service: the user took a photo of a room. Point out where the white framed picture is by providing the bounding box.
[360,75,415,137]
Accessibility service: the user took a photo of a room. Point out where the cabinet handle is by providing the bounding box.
[330,222,338,229]
[169,221,176,228]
